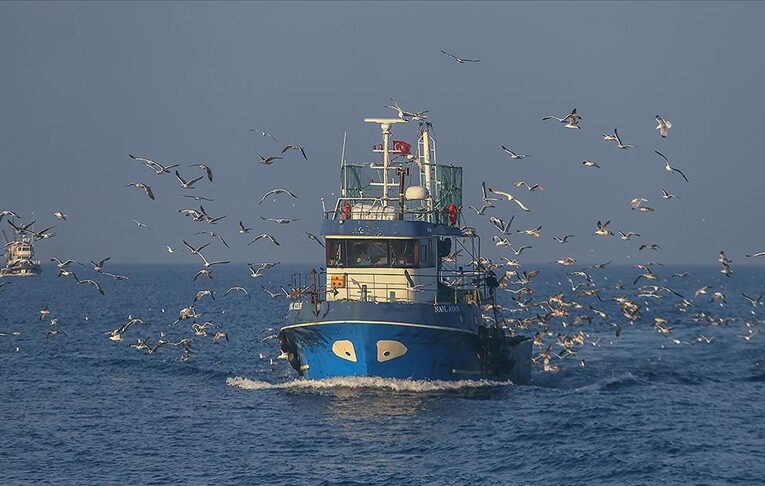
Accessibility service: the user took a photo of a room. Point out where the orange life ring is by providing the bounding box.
[447,203,458,226]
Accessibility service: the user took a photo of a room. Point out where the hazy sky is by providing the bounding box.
[2,2,764,265]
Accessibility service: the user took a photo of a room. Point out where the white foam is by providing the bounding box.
[226,375,513,392]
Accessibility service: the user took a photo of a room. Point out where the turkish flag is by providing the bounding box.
[393,140,411,155]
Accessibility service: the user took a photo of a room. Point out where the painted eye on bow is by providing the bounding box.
[377,340,407,362]
[332,340,357,362]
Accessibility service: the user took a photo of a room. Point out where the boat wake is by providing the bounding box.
[574,372,645,393]
[226,375,514,392]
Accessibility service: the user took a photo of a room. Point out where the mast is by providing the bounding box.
[364,118,406,206]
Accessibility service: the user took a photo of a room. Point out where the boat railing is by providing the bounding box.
[326,197,454,225]
[289,267,492,305]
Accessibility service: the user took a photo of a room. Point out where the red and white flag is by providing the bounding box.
[393,140,411,155]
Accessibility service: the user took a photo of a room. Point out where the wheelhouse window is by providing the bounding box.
[326,238,434,268]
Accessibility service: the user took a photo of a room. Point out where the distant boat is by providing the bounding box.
[278,116,532,383]
[1,233,41,277]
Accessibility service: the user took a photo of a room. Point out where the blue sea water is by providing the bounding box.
[0,264,763,485]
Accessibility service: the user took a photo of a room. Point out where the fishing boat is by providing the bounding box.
[278,117,532,382]
[1,234,41,277]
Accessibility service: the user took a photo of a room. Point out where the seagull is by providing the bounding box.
[440,49,480,63]
[224,287,251,298]
[260,285,285,299]
[103,272,129,281]
[249,234,280,246]
[46,329,68,338]
[261,216,299,224]
[257,153,283,165]
[745,251,765,258]
[174,170,204,189]
[248,262,277,278]
[250,129,278,143]
[582,160,600,169]
[594,221,614,237]
[554,257,577,266]
[742,292,764,307]
[166,246,176,254]
[182,195,215,203]
[191,321,214,337]
[489,215,514,234]
[514,181,544,192]
[719,250,733,264]
[194,269,213,281]
[655,115,672,139]
[304,232,325,248]
[189,164,213,182]
[193,289,215,302]
[238,221,252,234]
[193,231,230,249]
[639,244,662,251]
[259,188,299,205]
[77,279,105,295]
[57,268,80,281]
[602,132,618,143]
[655,151,689,183]
[509,245,533,256]
[213,331,229,344]
[32,225,57,241]
[468,202,495,215]
[517,226,542,238]
[385,98,429,122]
[53,211,68,221]
[554,235,575,244]
[50,257,82,268]
[487,188,531,212]
[196,252,230,268]
[542,108,581,129]
[661,188,680,200]
[124,182,155,200]
[0,210,20,223]
[128,153,179,175]
[281,145,308,160]
[492,236,511,247]
[619,231,641,240]
[183,240,211,255]
[90,257,111,273]
[501,146,529,159]
[613,128,636,149]
[593,261,612,269]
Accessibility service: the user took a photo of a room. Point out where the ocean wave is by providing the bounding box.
[226,375,514,392]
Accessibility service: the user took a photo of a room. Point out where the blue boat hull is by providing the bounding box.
[279,301,532,383]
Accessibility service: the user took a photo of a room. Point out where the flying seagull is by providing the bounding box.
[613,128,636,149]
[174,170,204,189]
[189,164,213,182]
[655,115,672,138]
[124,182,155,200]
[654,151,689,183]
[542,108,581,129]
[281,145,308,160]
[181,195,214,202]
[259,188,298,205]
[744,251,765,258]
[249,234,280,246]
[250,129,278,143]
[501,146,529,159]
[487,188,531,212]
[257,153,283,165]
[304,232,325,248]
[440,49,480,63]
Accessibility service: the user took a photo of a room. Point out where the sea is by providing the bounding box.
[0,263,763,485]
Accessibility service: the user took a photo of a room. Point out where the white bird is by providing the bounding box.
[53,211,68,221]
[440,49,480,63]
[249,234,280,246]
[613,128,636,149]
[183,240,211,255]
[489,215,514,234]
[542,108,581,129]
[468,202,495,215]
[193,290,215,302]
[602,132,618,143]
[239,221,252,234]
[619,231,641,240]
[501,146,529,159]
[281,145,308,160]
[196,252,230,268]
[51,257,82,268]
[655,115,672,139]
[509,245,533,256]
[517,226,542,238]
[250,129,278,143]
[213,331,229,344]
[174,170,204,189]
[744,251,765,258]
[90,257,110,273]
[189,164,213,182]
[655,151,689,183]
[594,221,614,237]
[259,188,299,205]
[304,232,325,248]
[554,235,575,244]
[0,210,20,223]
[487,188,531,212]
[661,188,680,200]
[514,181,543,192]
[261,216,299,224]
[166,246,176,253]
[124,182,155,200]
[225,287,251,298]
[77,279,105,295]
[582,160,600,169]
[257,153,283,165]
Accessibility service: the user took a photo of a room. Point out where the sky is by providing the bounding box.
[1,1,764,266]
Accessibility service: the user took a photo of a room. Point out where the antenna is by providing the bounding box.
[340,131,347,198]
[364,118,406,204]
